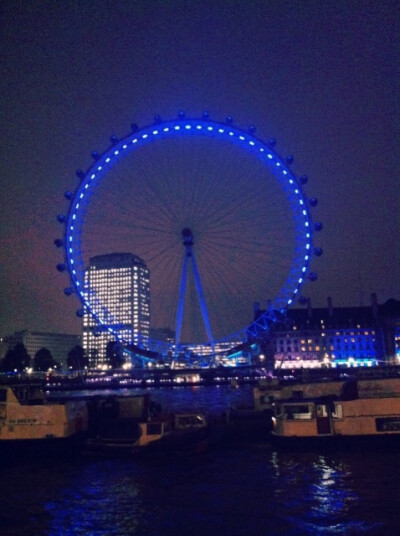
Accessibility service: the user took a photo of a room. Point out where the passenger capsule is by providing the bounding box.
[64,287,74,296]
[314,247,323,257]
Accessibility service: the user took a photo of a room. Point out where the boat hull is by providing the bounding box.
[85,411,224,457]
[270,431,400,451]
[0,433,87,462]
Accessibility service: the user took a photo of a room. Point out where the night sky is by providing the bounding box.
[1,0,399,340]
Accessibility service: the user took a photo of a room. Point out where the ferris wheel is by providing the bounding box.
[55,111,322,359]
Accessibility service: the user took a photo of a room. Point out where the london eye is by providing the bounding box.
[55,112,322,363]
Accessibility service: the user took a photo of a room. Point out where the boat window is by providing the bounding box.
[316,405,329,418]
[0,389,7,402]
[332,404,343,419]
[376,418,400,432]
[260,395,274,404]
[283,404,312,420]
[176,415,205,428]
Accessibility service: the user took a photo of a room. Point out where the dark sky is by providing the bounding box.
[1,0,399,339]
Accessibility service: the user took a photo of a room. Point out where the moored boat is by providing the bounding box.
[227,376,348,439]
[83,392,221,455]
[271,380,400,447]
[254,375,400,412]
[85,410,216,456]
[0,383,88,457]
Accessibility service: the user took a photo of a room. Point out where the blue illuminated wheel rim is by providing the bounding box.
[57,113,321,354]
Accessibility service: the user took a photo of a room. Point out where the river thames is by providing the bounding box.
[1,384,399,535]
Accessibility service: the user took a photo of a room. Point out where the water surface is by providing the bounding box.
[1,385,399,535]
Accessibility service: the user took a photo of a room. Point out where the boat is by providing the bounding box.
[271,380,400,447]
[0,382,88,456]
[227,376,349,439]
[254,375,400,411]
[84,393,221,455]
[85,410,217,455]
[85,415,170,454]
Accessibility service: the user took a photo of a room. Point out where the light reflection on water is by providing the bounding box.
[271,453,362,535]
[45,462,145,535]
[1,385,400,535]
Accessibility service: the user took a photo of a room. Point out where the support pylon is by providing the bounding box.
[175,228,214,354]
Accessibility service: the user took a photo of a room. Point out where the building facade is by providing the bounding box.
[256,295,400,369]
[83,253,150,368]
[2,331,81,370]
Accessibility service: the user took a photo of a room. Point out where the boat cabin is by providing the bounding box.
[0,383,88,443]
[272,393,400,441]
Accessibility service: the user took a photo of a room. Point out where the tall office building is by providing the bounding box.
[83,253,150,368]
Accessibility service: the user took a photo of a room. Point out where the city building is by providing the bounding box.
[255,295,400,369]
[2,331,81,370]
[83,253,150,368]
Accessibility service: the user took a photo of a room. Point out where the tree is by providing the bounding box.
[0,343,31,372]
[0,350,14,372]
[67,345,88,371]
[106,341,125,369]
[34,347,58,372]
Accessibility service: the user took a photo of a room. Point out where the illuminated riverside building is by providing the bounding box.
[395,328,400,363]
[2,331,81,370]
[184,341,240,365]
[83,253,150,368]
[256,295,400,369]
[273,325,379,369]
